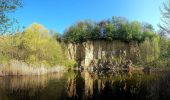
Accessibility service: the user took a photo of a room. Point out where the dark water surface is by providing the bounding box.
[0,70,170,100]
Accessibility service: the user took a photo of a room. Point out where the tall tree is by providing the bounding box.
[159,0,170,36]
[0,0,22,34]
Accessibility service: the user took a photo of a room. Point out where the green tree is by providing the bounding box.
[104,23,114,41]
[90,25,101,40]
[63,21,95,43]
[19,23,64,66]
[130,21,142,42]
[63,16,157,43]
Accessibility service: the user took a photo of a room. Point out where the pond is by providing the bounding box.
[0,70,170,100]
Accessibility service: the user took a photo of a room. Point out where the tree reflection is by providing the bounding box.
[0,73,64,100]
[0,71,169,100]
[66,71,170,100]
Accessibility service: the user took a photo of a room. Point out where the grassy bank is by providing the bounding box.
[0,60,66,76]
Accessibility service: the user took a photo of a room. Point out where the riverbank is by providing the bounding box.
[1,60,170,76]
[0,60,65,76]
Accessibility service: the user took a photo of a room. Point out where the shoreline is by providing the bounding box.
[0,60,66,76]
[1,69,170,77]
[0,67,66,76]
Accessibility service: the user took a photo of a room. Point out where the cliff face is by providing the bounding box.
[66,39,159,68]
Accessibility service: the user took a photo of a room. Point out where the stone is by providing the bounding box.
[66,40,159,69]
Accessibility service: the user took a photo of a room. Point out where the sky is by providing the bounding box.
[14,0,166,33]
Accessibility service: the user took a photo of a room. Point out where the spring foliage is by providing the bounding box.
[0,23,75,67]
[63,17,157,43]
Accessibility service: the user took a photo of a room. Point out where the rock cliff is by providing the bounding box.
[66,39,159,69]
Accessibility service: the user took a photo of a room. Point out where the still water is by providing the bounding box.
[0,70,170,100]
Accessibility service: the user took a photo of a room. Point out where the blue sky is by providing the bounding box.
[14,0,166,33]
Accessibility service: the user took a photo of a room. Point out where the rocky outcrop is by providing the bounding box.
[66,39,159,69]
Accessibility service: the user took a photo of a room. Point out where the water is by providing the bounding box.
[0,70,170,100]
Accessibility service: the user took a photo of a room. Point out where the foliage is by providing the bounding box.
[150,38,170,68]
[139,36,160,65]
[64,59,77,68]
[0,0,22,34]
[159,37,170,59]
[0,23,75,68]
[63,16,157,43]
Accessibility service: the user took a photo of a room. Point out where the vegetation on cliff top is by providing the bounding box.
[63,17,157,43]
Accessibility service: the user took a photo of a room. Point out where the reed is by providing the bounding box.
[0,60,65,76]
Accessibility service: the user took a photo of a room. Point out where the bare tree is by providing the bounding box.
[159,0,170,36]
[0,0,22,34]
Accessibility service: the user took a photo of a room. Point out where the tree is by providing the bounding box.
[159,0,170,36]
[0,23,76,67]
[130,21,142,41]
[63,16,157,43]
[63,20,95,43]
[0,0,22,34]
[20,23,64,66]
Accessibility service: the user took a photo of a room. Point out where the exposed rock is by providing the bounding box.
[66,40,159,69]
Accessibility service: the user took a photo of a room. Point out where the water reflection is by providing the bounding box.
[0,73,65,100]
[66,71,85,99]
[66,71,170,100]
[0,71,170,100]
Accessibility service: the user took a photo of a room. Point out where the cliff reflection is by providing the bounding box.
[66,71,170,100]
[66,71,85,100]
[0,71,169,100]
